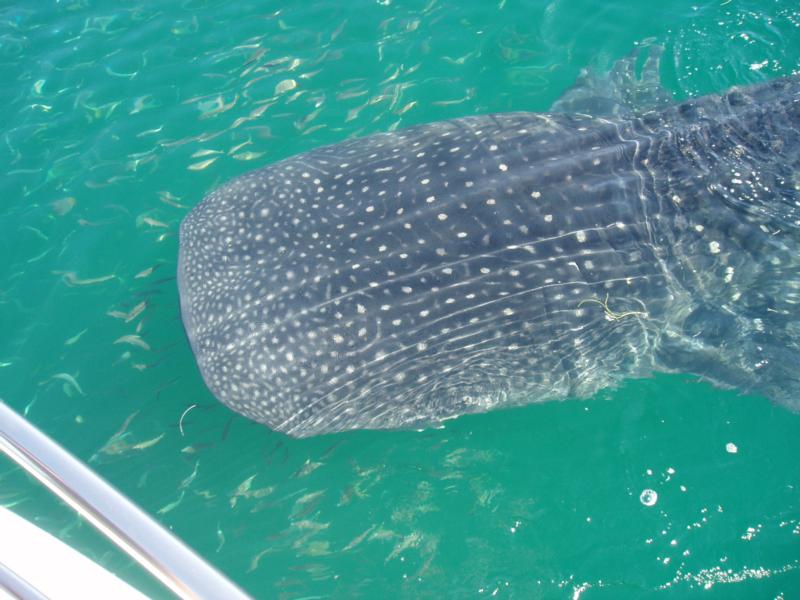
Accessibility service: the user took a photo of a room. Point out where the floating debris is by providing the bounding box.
[640,489,658,507]
[179,403,197,436]
[216,526,226,552]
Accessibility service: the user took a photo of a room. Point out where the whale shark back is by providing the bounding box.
[179,54,800,436]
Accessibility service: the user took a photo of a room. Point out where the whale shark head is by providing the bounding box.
[178,48,800,436]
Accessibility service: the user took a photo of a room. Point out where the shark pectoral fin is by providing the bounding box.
[551,44,673,118]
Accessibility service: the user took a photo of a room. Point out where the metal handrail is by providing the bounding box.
[0,401,252,600]
[0,560,48,600]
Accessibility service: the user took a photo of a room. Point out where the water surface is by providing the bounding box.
[1,0,799,597]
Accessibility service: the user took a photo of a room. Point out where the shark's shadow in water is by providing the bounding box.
[178,47,800,437]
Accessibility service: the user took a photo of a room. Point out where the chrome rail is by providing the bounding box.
[0,560,48,600]
[0,401,252,600]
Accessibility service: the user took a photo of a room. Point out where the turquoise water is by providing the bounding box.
[1,0,800,597]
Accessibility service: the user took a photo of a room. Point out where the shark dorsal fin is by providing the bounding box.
[551,44,673,118]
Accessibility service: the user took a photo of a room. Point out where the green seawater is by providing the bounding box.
[1,0,799,597]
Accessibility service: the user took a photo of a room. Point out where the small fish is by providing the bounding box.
[243,74,270,91]
[292,459,323,478]
[51,196,76,216]
[107,302,146,322]
[64,329,88,346]
[59,271,116,286]
[134,266,155,279]
[22,226,48,241]
[230,474,274,508]
[137,125,164,137]
[442,51,478,65]
[113,335,151,351]
[221,416,234,441]
[249,103,271,118]
[386,532,422,561]
[228,140,252,155]
[247,548,272,572]
[291,491,324,519]
[274,79,297,95]
[181,442,215,454]
[112,351,132,366]
[138,216,169,228]
[131,432,165,450]
[77,217,118,227]
[232,151,264,161]
[157,491,186,515]
[113,410,140,438]
[242,47,266,69]
[179,461,200,489]
[191,148,222,158]
[342,525,376,551]
[320,440,345,460]
[46,372,86,396]
[188,157,219,171]
[130,95,159,115]
[397,100,417,115]
[230,475,257,508]
[125,301,147,323]
[194,94,238,119]
[158,191,186,208]
[330,19,347,42]
[294,107,322,130]
[336,88,369,101]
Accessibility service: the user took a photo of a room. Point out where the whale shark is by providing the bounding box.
[178,47,800,437]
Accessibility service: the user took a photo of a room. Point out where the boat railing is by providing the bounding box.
[0,400,252,600]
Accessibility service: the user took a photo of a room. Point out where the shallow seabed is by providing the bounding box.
[0,0,799,597]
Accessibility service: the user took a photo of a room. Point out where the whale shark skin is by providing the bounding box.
[178,50,800,437]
